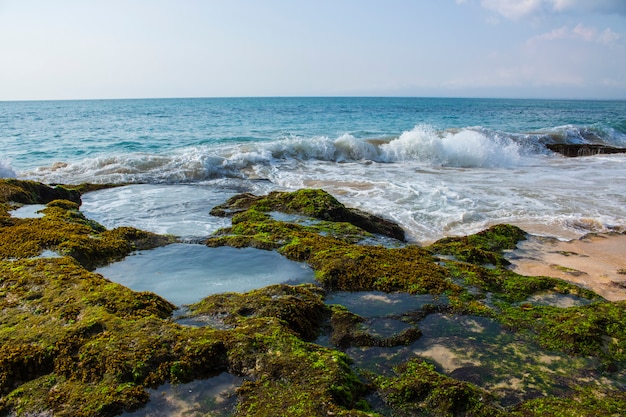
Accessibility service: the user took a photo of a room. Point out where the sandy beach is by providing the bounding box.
[509,233,626,301]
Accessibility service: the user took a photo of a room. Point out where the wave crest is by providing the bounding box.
[22,123,626,185]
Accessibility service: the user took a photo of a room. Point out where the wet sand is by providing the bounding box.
[509,233,626,301]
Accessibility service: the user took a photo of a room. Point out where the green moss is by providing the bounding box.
[429,224,527,267]
[183,284,329,341]
[0,198,172,269]
[0,179,81,205]
[209,213,454,295]
[375,359,504,417]
[228,319,371,417]
[510,386,626,417]
[446,261,598,303]
[498,301,626,363]
[211,189,406,241]
[2,182,624,416]
[329,304,422,349]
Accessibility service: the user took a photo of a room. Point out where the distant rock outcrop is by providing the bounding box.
[546,144,626,157]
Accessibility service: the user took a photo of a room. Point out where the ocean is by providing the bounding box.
[2,97,626,244]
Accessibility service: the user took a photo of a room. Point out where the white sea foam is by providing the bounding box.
[379,125,526,167]
[24,126,541,185]
[17,122,626,244]
[0,160,16,178]
[81,184,238,239]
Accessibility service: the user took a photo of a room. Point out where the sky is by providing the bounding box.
[1,0,625,100]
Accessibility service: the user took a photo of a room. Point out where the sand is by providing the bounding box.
[508,233,626,301]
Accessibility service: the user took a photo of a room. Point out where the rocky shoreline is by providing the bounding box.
[1,179,625,416]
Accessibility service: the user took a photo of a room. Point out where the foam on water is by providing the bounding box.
[0,160,16,179]
[5,98,626,244]
[81,183,245,239]
[74,148,626,244]
[95,243,316,306]
[23,126,541,184]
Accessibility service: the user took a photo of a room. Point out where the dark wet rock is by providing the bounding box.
[546,143,626,157]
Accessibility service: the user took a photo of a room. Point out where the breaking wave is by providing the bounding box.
[22,124,625,184]
[0,160,16,179]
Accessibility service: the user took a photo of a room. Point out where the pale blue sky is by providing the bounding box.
[1,0,625,100]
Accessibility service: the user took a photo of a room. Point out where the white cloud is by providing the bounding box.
[480,0,626,19]
[598,28,621,45]
[528,23,622,46]
[480,0,543,20]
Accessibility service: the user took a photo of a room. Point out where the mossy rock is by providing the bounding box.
[498,300,626,364]
[445,261,600,303]
[0,198,172,269]
[429,224,527,267]
[375,359,504,416]
[329,305,422,349]
[0,257,374,416]
[211,188,406,241]
[183,284,330,341]
[0,179,81,205]
[510,386,626,417]
[208,208,453,295]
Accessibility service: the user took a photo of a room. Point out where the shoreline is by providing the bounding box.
[508,232,626,301]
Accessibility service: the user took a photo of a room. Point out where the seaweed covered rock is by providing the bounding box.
[0,196,172,270]
[429,224,527,267]
[211,188,406,241]
[376,359,504,417]
[183,284,329,341]
[498,300,626,365]
[0,179,81,205]
[208,189,454,295]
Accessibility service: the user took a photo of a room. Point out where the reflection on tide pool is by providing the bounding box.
[95,243,315,306]
[119,372,242,417]
[325,291,448,317]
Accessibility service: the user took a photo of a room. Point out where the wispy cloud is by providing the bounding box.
[528,23,622,46]
[479,0,626,20]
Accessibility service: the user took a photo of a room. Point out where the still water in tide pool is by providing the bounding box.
[95,243,315,306]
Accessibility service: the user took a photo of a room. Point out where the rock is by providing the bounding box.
[210,189,406,241]
[546,144,626,157]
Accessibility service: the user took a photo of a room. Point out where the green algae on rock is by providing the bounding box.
[181,284,329,342]
[0,179,81,206]
[429,224,527,267]
[1,195,172,270]
[3,180,626,416]
[375,359,504,417]
[210,188,406,241]
[207,189,455,295]
[1,181,380,416]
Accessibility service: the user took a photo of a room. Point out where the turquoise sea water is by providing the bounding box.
[2,97,626,242]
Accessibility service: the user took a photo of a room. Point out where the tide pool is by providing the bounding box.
[95,243,316,306]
